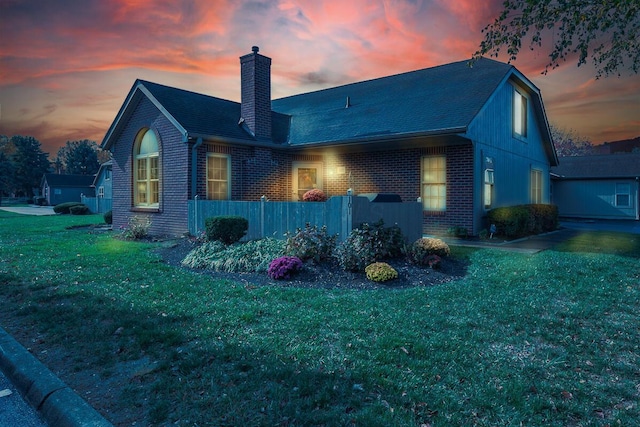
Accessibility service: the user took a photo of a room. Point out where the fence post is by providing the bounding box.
[260,195,266,239]
[194,195,199,235]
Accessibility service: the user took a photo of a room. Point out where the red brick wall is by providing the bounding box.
[110,97,189,236]
[203,143,475,236]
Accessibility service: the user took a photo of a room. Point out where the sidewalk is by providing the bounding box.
[443,228,581,254]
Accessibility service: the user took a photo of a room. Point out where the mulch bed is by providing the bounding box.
[157,238,469,290]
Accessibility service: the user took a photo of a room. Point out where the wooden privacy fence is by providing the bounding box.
[188,196,422,243]
[81,195,113,214]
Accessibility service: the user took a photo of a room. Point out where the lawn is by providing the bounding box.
[0,210,638,426]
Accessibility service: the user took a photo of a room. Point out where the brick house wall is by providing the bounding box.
[111,97,189,236]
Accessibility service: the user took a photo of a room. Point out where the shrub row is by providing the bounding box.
[53,202,89,215]
[191,216,451,283]
[487,204,559,238]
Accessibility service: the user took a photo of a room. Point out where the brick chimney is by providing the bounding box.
[240,46,271,140]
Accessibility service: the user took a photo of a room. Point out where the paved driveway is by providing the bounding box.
[0,206,55,216]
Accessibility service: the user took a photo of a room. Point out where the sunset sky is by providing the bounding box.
[1,0,638,156]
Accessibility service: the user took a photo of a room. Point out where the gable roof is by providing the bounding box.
[271,58,513,146]
[92,160,113,187]
[101,57,556,165]
[551,153,640,179]
[42,174,94,188]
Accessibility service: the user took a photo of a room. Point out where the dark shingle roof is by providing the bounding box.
[43,174,94,187]
[271,58,513,145]
[551,154,640,179]
[138,80,290,143]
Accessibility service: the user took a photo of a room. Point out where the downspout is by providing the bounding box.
[191,137,203,199]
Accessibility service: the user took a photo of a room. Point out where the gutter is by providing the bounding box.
[190,137,203,199]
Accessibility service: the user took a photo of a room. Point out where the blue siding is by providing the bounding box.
[553,179,639,220]
[467,78,552,233]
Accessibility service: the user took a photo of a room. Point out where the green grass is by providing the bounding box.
[1,210,639,426]
[555,230,640,257]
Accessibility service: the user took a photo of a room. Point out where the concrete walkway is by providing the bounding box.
[0,206,56,216]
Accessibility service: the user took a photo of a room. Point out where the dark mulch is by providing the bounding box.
[157,238,469,290]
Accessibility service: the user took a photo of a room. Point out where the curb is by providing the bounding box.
[0,327,113,427]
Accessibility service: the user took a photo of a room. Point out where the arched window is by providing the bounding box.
[134,129,159,207]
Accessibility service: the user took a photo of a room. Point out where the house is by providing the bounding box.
[40,174,95,206]
[551,154,640,220]
[101,47,558,237]
[81,160,113,213]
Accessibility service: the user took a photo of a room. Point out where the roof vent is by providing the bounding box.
[345,96,351,108]
[252,46,259,53]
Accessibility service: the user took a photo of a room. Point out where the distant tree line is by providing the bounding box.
[0,135,109,204]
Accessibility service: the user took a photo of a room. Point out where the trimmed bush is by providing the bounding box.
[488,204,559,238]
[122,216,151,240]
[267,256,304,280]
[334,220,405,272]
[285,223,336,262]
[408,237,450,266]
[302,189,327,202]
[365,262,398,283]
[53,202,83,214]
[205,216,248,245]
[104,210,113,224]
[69,204,90,215]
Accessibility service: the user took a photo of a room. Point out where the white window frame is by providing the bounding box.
[206,153,231,200]
[615,183,631,207]
[484,169,494,209]
[513,88,528,139]
[421,155,446,211]
[134,129,160,208]
[98,186,105,198]
[531,169,542,204]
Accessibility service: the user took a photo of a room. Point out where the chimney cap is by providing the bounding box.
[251,46,259,53]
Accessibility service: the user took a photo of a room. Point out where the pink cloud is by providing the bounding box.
[0,0,637,154]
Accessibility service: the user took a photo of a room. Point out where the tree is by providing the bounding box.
[0,151,15,205]
[551,125,593,156]
[473,0,640,78]
[56,140,101,175]
[10,135,51,196]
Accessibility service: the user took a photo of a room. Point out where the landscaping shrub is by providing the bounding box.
[181,238,285,272]
[334,220,405,272]
[425,254,442,269]
[488,204,559,238]
[408,237,450,266]
[302,189,327,202]
[365,262,398,282]
[104,210,113,224]
[53,202,83,214]
[205,216,248,244]
[122,216,151,240]
[267,256,304,280]
[284,223,336,262]
[69,204,90,215]
[446,226,468,238]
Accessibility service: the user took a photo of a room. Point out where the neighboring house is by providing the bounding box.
[40,174,94,206]
[551,154,640,220]
[81,160,113,213]
[101,47,558,236]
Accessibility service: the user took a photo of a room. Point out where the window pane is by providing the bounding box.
[207,155,229,200]
[138,130,158,155]
[150,157,159,179]
[421,155,446,211]
[514,90,527,137]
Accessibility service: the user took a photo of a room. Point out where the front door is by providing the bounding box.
[292,162,323,201]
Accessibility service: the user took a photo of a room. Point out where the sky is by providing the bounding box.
[0,0,638,157]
